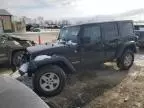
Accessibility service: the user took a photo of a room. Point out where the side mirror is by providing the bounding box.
[66,40,77,46]
[83,37,90,44]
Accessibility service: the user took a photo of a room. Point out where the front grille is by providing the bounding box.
[21,51,30,64]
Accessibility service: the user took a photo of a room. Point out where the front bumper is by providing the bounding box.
[19,55,52,76]
[19,62,29,75]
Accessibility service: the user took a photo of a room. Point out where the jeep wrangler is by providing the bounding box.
[18,20,137,96]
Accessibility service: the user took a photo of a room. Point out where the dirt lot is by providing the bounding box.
[84,55,144,108]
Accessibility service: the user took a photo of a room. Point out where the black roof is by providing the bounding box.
[66,20,133,27]
[0,9,11,16]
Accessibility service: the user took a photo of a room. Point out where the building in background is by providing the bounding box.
[12,16,26,32]
[0,9,12,33]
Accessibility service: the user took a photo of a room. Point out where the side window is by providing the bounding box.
[83,25,101,44]
[60,26,80,43]
[119,22,134,36]
[102,23,118,40]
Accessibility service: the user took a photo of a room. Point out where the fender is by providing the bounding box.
[116,41,137,58]
[28,55,76,75]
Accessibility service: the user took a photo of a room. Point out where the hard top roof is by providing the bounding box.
[65,20,133,28]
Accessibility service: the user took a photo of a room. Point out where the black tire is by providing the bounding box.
[12,51,24,67]
[33,65,66,97]
[117,50,134,70]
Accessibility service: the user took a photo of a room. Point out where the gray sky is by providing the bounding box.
[1,0,144,20]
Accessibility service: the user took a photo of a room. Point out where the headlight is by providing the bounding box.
[19,62,29,73]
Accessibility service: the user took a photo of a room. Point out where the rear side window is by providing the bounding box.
[102,23,118,40]
[83,25,101,44]
[119,22,134,36]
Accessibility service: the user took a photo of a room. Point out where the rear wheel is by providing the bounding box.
[117,50,134,70]
[33,65,66,97]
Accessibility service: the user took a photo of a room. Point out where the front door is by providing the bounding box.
[81,25,104,65]
[57,26,81,67]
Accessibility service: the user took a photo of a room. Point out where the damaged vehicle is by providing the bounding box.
[18,20,137,97]
[0,34,35,67]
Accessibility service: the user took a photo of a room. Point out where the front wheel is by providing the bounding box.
[117,50,134,70]
[33,65,66,97]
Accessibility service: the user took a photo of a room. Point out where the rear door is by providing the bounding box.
[81,24,104,64]
[101,22,119,61]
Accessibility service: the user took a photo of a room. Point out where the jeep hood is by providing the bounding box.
[27,43,64,55]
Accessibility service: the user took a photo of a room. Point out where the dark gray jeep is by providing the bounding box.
[19,20,137,96]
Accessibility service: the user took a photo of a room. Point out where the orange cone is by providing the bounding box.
[38,35,41,44]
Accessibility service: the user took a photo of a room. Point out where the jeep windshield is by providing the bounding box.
[58,26,80,43]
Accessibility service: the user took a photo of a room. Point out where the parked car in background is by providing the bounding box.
[135,30,144,48]
[18,20,137,97]
[0,34,35,67]
[31,27,41,32]
[26,24,40,32]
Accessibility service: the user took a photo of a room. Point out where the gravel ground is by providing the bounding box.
[84,64,144,108]
[84,50,144,108]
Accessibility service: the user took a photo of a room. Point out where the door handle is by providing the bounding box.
[110,39,119,43]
